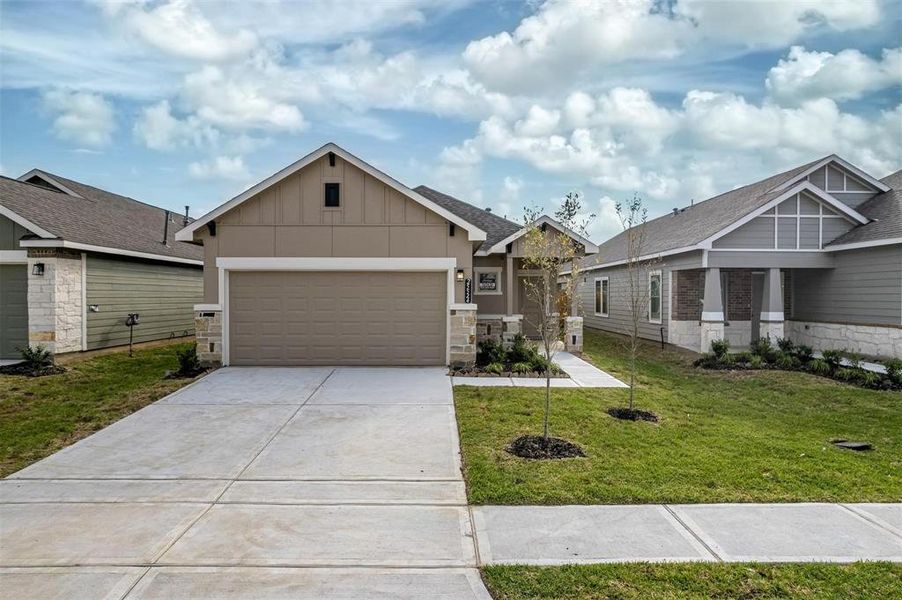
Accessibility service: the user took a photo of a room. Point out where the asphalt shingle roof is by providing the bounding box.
[827,170,902,247]
[582,157,828,267]
[0,172,202,262]
[414,184,522,252]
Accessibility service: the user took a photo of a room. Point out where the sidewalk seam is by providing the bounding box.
[663,505,723,562]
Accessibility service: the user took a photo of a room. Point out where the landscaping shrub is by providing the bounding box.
[856,370,882,389]
[883,358,902,384]
[710,339,730,358]
[845,353,862,369]
[748,355,764,370]
[694,352,720,369]
[775,352,796,371]
[822,350,843,370]
[484,362,505,375]
[794,344,814,363]
[0,345,65,377]
[750,337,777,362]
[776,337,795,353]
[174,345,204,377]
[507,334,535,364]
[734,351,753,365]
[834,367,857,382]
[476,339,505,367]
[511,362,533,374]
[808,358,831,376]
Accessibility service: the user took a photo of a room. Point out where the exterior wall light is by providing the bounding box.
[456,269,465,282]
[32,263,45,276]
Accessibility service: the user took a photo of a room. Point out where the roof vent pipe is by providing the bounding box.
[183,205,189,226]
[672,208,679,216]
[162,210,170,245]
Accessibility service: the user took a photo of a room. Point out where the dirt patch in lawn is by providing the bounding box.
[507,435,586,460]
[607,407,659,422]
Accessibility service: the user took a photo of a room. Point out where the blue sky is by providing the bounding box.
[1,0,900,240]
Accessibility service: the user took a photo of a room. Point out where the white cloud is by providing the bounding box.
[188,155,250,180]
[98,0,257,61]
[766,46,902,105]
[133,100,219,150]
[42,89,116,147]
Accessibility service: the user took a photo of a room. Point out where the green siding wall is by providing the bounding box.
[85,255,202,350]
[0,215,30,250]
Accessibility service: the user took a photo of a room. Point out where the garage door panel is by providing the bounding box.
[229,271,445,366]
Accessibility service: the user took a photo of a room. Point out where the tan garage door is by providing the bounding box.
[228,271,446,366]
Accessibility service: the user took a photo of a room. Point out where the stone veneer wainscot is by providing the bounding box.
[27,248,84,354]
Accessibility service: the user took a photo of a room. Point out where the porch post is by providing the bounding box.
[505,254,514,315]
[759,267,785,342]
[700,267,725,353]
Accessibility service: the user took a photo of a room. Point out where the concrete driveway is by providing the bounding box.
[0,367,490,599]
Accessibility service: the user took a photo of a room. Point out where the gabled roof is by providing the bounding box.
[1,173,203,264]
[477,214,599,256]
[413,185,522,252]
[827,170,902,249]
[582,156,828,268]
[176,143,487,243]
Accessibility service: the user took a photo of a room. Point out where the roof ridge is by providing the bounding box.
[414,184,523,228]
[32,169,182,218]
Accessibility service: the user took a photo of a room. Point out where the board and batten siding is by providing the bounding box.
[791,245,902,326]
[85,255,202,350]
[0,214,30,251]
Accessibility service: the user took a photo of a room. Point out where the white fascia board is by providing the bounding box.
[825,237,902,252]
[0,204,58,239]
[568,245,701,274]
[0,250,28,263]
[479,215,599,256]
[16,169,84,197]
[774,155,890,193]
[698,182,868,250]
[176,143,486,243]
[18,239,203,266]
[216,257,456,271]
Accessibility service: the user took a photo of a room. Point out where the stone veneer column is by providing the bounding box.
[194,308,223,366]
[700,267,725,353]
[758,267,785,342]
[27,249,84,355]
[449,304,477,368]
[564,316,583,353]
[501,314,523,348]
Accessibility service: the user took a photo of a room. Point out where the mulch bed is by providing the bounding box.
[450,368,568,378]
[0,363,66,377]
[607,407,659,422]
[507,434,586,459]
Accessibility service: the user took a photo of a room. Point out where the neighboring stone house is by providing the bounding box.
[574,155,902,359]
[176,143,596,367]
[0,172,203,360]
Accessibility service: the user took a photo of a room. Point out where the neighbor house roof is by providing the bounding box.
[413,185,522,253]
[176,143,487,243]
[580,155,883,269]
[827,169,902,249]
[0,172,203,265]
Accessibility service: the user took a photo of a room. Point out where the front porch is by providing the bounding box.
[670,267,790,353]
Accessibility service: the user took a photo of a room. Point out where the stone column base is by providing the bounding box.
[700,320,725,354]
[450,304,477,368]
[564,316,583,353]
[759,321,784,343]
[501,314,523,348]
[476,316,503,344]
[195,308,222,366]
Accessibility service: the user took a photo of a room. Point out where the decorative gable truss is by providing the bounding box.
[703,182,869,251]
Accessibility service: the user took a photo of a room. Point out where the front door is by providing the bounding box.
[518,276,542,338]
[751,272,764,343]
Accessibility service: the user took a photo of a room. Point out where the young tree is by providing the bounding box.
[615,194,656,413]
[521,192,594,441]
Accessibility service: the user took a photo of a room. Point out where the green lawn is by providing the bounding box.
[482,562,902,600]
[455,329,901,504]
[0,343,199,476]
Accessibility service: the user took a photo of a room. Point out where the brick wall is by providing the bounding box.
[673,269,703,321]
[725,270,752,321]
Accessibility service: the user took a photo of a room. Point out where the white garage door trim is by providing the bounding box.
[215,257,456,366]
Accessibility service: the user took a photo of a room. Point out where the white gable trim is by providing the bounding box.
[16,169,84,198]
[773,155,890,194]
[0,203,58,239]
[825,237,902,252]
[18,239,203,266]
[176,143,486,243]
[476,215,599,256]
[698,182,868,249]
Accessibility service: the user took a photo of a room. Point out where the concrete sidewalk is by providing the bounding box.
[472,503,902,565]
[453,351,627,388]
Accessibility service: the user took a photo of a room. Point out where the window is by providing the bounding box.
[594,277,609,317]
[648,271,662,323]
[324,182,340,207]
[474,267,502,295]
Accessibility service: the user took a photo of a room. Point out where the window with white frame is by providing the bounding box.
[594,277,609,317]
[648,271,662,323]
[474,267,502,295]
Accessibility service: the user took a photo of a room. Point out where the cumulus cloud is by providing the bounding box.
[133,100,220,150]
[98,0,257,61]
[766,46,902,105]
[188,155,250,180]
[42,89,116,147]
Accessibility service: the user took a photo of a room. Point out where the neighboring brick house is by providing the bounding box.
[575,155,902,359]
[0,172,203,360]
[176,142,596,367]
